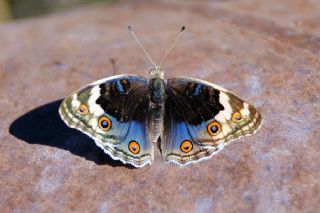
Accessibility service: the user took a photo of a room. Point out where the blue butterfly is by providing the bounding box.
[59,27,262,168]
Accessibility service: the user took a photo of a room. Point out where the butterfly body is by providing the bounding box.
[148,76,166,143]
[59,67,262,168]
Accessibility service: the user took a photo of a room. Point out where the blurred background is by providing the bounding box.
[0,0,116,21]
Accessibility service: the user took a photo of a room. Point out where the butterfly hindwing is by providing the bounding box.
[59,75,153,167]
[163,100,225,165]
[163,78,262,165]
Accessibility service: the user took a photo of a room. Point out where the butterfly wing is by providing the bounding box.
[162,78,262,165]
[59,75,153,167]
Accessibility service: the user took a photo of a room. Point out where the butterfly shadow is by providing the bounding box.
[9,99,134,168]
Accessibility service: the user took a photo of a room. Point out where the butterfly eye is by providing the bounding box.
[77,104,89,115]
[98,116,112,131]
[207,121,221,136]
[232,112,244,123]
[180,140,193,153]
[128,141,140,154]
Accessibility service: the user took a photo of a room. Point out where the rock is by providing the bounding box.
[1,0,319,212]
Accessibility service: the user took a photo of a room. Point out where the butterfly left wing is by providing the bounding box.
[162,78,262,165]
[59,75,153,168]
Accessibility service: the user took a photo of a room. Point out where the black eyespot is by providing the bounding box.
[210,125,219,133]
[101,120,108,128]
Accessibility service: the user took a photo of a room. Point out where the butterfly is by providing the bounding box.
[59,26,262,168]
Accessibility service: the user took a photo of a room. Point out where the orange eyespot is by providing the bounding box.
[128,141,140,154]
[207,121,221,136]
[180,140,193,153]
[77,104,88,115]
[122,79,129,85]
[232,112,244,123]
[98,116,112,131]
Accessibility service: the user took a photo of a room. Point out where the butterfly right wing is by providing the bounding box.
[162,78,262,165]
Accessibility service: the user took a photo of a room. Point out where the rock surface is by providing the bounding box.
[1,0,320,212]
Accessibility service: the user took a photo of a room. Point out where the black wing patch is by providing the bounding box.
[166,79,224,125]
[96,78,149,122]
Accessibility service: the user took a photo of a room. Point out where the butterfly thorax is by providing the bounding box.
[148,74,165,143]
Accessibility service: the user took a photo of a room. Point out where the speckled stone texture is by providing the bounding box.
[1,0,320,212]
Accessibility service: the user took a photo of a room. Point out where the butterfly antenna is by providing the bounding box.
[128,26,156,68]
[159,26,185,66]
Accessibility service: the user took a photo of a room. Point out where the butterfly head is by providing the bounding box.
[149,65,164,79]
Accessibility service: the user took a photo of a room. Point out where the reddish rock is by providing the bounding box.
[1,0,320,212]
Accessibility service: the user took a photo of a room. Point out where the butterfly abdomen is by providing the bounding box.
[148,78,166,143]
